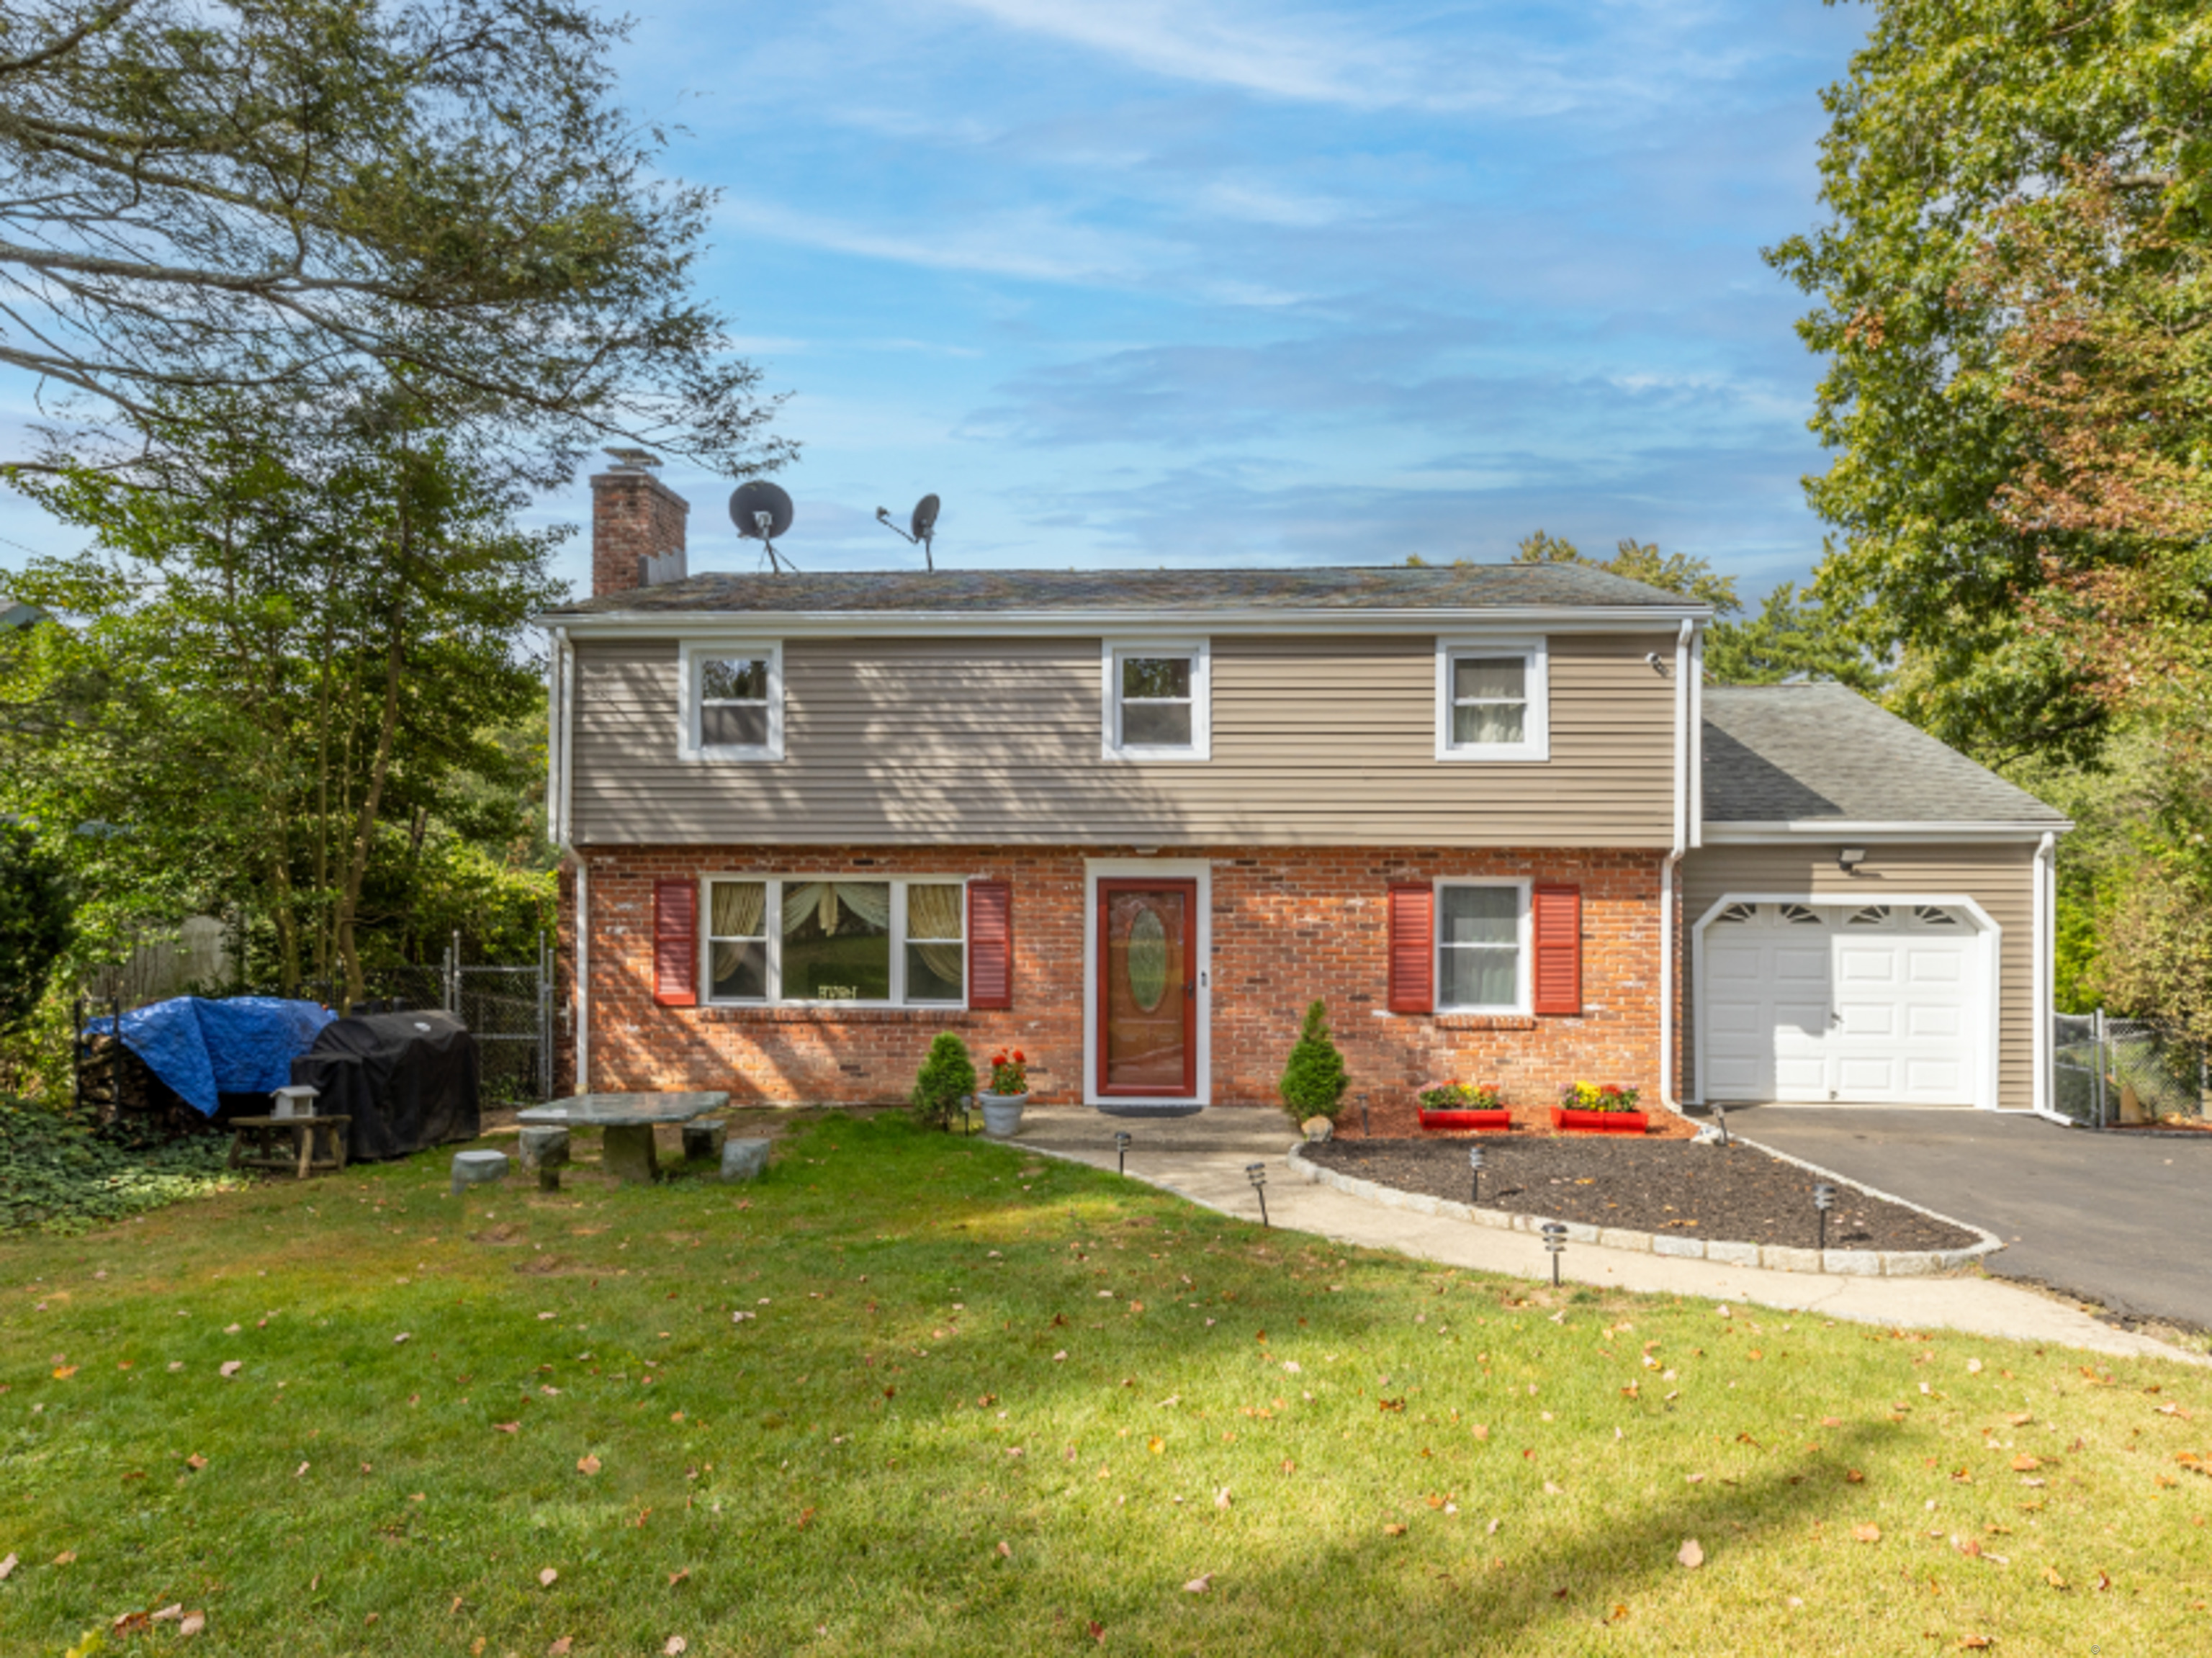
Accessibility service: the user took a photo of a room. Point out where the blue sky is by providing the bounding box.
[0,0,1870,601]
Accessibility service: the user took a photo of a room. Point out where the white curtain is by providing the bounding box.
[907,883,964,983]
[710,881,766,981]
[781,880,891,935]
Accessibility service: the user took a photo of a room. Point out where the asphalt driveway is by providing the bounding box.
[1733,1107,2211,1331]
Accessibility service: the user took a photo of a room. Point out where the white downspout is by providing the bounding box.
[2033,831,2056,1116]
[547,628,568,847]
[1660,618,1693,1112]
[574,859,590,1094]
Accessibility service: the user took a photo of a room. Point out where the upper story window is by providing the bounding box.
[1437,880,1529,1012]
[1434,636,1549,762]
[1103,640,1210,761]
[704,876,966,1006]
[680,640,782,762]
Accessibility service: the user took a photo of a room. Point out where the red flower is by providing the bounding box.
[1012,1050,1026,1063]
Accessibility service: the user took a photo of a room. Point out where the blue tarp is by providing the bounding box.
[88,996,336,1117]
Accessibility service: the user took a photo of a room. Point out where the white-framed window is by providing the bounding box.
[703,875,966,1006]
[1102,639,1210,761]
[679,640,783,762]
[1434,878,1531,1013]
[1434,636,1549,762]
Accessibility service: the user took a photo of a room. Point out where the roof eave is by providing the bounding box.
[530,602,1714,636]
[1700,819,2072,844]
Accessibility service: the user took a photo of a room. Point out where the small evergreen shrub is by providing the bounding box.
[910,1032,977,1130]
[1277,999,1349,1121]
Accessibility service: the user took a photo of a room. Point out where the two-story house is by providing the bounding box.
[541,458,2069,1122]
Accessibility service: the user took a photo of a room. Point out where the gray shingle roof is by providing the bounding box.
[1702,683,2067,826]
[546,562,1706,618]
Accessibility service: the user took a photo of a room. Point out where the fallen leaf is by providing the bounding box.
[53,1551,76,1566]
[1957,1638,1991,1650]
[51,1365,76,1380]
[1852,1525,1882,1544]
[1215,1488,1232,1510]
[2044,1568,2067,1589]
[393,1333,410,1344]
[179,1611,205,1637]
[2094,1572,2112,1592]
[577,1455,602,1477]
[1148,1437,1164,1455]
[185,1454,207,1471]
[1677,1539,1704,1570]
[667,1568,690,1587]
[548,1641,573,1657]
[493,1422,521,1434]
[218,1361,242,1379]
[539,1568,559,1588]
[995,1542,1010,1560]
[1183,1574,1213,1593]
[1087,1622,1105,1644]
[150,1605,183,1623]
[664,1639,688,1656]
[1382,1523,1408,1537]
[2012,1455,2041,1472]
[293,1461,309,1478]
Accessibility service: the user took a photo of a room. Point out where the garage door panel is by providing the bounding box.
[1699,899,1983,1107]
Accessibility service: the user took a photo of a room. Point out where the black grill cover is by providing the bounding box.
[289,1010,480,1161]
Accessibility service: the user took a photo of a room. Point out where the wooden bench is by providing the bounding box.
[227,1115,351,1179]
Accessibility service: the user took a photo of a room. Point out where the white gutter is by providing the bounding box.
[557,628,575,850]
[573,859,590,1094]
[532,603,1712,641]
[1660,618,1692,1112]
[546,627,567,847]
[2033,831,2056,1117]
[1701,820,2074,844]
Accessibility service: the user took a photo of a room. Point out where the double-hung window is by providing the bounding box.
[1436,880,1529,1012]
[1435,637,1548,761]
[680,640,783,761]
[1103,641,1210,760]
[704,876,966,1006]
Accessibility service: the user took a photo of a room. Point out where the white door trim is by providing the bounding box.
[1691,892,2001,1112]
[1084,858,1211,1108]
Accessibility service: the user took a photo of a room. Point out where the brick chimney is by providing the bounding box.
[590,451,690,599]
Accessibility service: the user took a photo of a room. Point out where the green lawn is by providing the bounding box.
[4,1112,2209,1655]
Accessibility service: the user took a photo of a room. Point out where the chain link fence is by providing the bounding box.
[297,934,553,1107]
[2052,1010,2208,1128]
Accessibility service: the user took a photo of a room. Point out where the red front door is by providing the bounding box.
[1097,880,1199,1097]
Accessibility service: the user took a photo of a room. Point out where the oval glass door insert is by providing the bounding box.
[1127,908,1169,1011]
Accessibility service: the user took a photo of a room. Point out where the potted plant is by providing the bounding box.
[1416,1081,1511,1132]
[1550,1081,1647,1135]
[979,1047,1030,1137]
[911,1032,978,1132]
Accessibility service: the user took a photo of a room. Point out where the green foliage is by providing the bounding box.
[1516,531,1743,615]
[1705,581,1889,695]
[1277,998,1349,1119]
[0,1096,239,1235]
[910,1032,977,1130]
[0,0,793,485]
[0,819,70,1037]
[1765,0,2211,764]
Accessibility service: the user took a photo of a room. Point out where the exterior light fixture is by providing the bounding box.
[1713,1102,1731,1148]
[1246,1162,1270,1228]
[1115,1130,1131,1176]
[1838,847,1867,875]
[1467,1144,1485,1206]
[1541,1220,1568,1287]
[1813,1182,1837,1253]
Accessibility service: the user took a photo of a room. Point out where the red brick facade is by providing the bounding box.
[590,468,690,600]
[559,844,1668,1130]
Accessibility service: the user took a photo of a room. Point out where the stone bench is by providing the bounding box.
[682,1121,727,1163]
[451,1148,509,1196]
[518,1127,570,1192]
[720,1137,770,1182]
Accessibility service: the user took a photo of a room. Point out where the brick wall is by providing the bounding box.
[590,469,690,600]
[566,844,1666,1125]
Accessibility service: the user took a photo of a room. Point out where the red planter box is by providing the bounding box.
[1550,1107,1649,1135]
[1418,1108,1512,1132]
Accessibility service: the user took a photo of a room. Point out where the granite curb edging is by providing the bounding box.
[1284,1140,2005,1278]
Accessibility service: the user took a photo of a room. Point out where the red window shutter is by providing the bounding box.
[1532,884,1582,1016]
[968,880,1012,1009]
[654,879,698,1007]
[1386,884,1434,1014]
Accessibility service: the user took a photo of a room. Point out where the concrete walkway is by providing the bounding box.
[1010,1108,2201,1366]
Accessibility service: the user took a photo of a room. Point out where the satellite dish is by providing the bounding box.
[729,480,796,572]
[873,491,943,571]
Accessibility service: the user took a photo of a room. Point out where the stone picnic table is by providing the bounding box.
[516,1091,728,1185]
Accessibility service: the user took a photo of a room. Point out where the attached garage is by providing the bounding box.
[1687,685,2069,1114]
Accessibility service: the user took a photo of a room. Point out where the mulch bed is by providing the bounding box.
[1330,1099,1701,1140]
[1303,1136,1982,1253]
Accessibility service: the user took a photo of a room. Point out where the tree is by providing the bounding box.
[0,0,793,484]
[1513,530,1882,689]
[1765,0,2209,762]
[0,819,71,1037]
[1277,999,1349,1123]
[0,387,562,1004]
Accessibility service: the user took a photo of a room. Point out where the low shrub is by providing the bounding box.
[1277,999,1349,1121]
[909,1032,977,1130]
[0,1096,240,1235]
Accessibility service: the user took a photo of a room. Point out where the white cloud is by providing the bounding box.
[716,196,1180,287]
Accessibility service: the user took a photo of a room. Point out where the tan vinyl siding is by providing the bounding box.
[1681,842,2039,1112]
[570,631,1679,847]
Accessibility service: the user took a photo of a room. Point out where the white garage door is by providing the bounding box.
[1701,901,1984,1105]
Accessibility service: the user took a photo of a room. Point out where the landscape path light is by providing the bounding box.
[1246,1162,1270,1228]
[1814,1183,1837,1253]
[1467,1144,1485,1207]
[1713,1103,1731,1147]
[1541,1221,1567,1287]
[1115,1130,1131,1176]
